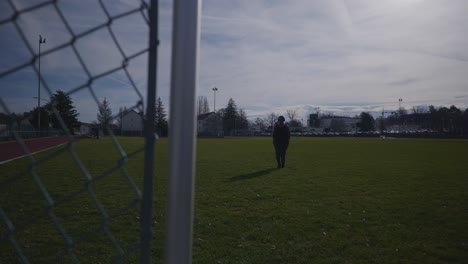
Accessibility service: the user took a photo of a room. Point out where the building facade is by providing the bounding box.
[197,112,222,136]
[121,110,143,136]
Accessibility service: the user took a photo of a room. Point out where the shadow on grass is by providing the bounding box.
[229,168,277,181]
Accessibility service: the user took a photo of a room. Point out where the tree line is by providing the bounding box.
[2,92,466,137]
[0,90,80,134]
[379,105,468,135]
[100,97,168,136]
[311,105,468,135]
[197,96,249,135]
[0,90,173,137]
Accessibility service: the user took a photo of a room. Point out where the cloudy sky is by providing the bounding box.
[1,0,467,123]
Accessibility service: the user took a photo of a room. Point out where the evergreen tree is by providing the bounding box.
[49,90,79,133]
[222,98,239,133]
[155,97,168,136]
[219,98,249,134]
[29,106,51,129]
[448,105,462,134]
[463,108,468,136]
[360,112,375,132]
[97,98,113,135]
[1,112,24,129]
[237,108,249,129]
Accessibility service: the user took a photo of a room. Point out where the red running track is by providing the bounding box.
[0,136,73,164]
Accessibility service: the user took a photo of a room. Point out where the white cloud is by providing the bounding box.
[1,0,468,123]
[198,0,468,117]
[0,0,172,122]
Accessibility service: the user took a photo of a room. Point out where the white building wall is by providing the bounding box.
[80,124,91,135]
[0,124,8,137]
[121,111,143,131]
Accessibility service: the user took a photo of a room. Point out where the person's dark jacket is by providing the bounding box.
[273,123,290,146]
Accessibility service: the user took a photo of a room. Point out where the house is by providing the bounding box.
[121,110,143,136]
[77,122,103,137]
[197,112,222,136]
[79,122,93,135]
[0,124,8,140]
[20,119,34,130]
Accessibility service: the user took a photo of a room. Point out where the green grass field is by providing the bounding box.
[1,137,468,263]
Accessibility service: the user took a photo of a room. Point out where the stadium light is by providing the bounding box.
[38,35,46,130]
[398,98,403,133]
[212,86,218,112]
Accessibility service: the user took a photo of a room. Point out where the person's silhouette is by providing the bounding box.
[272,116,290,168]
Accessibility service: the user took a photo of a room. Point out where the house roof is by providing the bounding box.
[122,109,143,117]
[20,119,32,126]
[197,112,216,121]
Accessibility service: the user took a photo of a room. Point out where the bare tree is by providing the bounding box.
[289,119,302,128]
[197,96,210,115]
[203,97,210,113]
[117,106,124,129]
[254,117,267,131]
[412,105,427,114]
[198,96,203,115]
[286,108,298,121]
[264,112,278,130]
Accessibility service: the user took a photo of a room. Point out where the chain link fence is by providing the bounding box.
[0,0,163,262]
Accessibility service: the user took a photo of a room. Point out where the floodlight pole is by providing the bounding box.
[212,86,218,112]
[38,35,46,131]
[398,98,403,133]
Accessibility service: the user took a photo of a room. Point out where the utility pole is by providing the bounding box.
[38,35,46,131]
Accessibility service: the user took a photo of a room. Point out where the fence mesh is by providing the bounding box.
[0,0,157,262]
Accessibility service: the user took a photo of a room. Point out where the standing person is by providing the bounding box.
[273,116,290,168]
[95,126,100,139]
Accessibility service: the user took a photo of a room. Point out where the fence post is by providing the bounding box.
[166,0,201,263]
[141,0,159,263]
